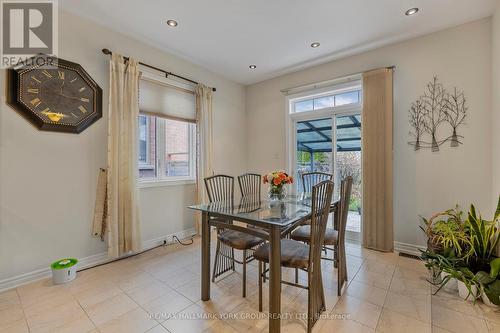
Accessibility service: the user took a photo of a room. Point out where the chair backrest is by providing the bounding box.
[237,173,261,199]
[337,176,353,250]
[204,175,234,203]
[302,172,333,193]
[308,180,335,269]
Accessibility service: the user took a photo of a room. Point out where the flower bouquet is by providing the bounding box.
[263,171,293,200]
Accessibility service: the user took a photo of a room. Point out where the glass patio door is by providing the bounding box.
[295,117,333,193]
[293,113,362,241]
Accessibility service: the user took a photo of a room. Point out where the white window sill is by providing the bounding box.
[139,178,196,188]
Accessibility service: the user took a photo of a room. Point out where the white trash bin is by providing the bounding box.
[51,258,78,284]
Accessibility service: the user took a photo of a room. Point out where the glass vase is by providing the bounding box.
[268,185,286,200]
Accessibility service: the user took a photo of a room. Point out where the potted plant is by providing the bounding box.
[475,258,500,307]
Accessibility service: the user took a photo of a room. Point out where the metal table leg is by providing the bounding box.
[201,211,211,301]
[269,225,281,332]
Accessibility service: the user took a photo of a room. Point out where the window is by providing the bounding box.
[292,89,361,113]
[138,73,197,185]
[138,114,196,183]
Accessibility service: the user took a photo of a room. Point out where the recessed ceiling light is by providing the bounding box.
[249,65,257,69]
[310,42,321,48]
[405,8,419,16]
[166,19,178,27]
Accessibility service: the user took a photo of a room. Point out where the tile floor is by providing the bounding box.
[1,236,499,333]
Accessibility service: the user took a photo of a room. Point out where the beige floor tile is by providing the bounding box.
[73,280,123,309]
[143,290,193,321]
[389,275,430,296]
[162,303,222,333]
[116,271,158,292]
[432,306,489,333]
[345,280,387,306]
[486,320,500,332]
[17,278,68,308]
[431,291,483,318]
[98,307,158,333]
[353,269,393,290]
[125,280,171,306]
[318,318,374,333]
[479,303,500,325]
[431,326,453,333]
[360,259,397,276]
[224,301,268,333]
[0,289,21,310]
[376,308,431,333]
[332,295,382,329]
[26,301,94,333]
[0,318,29,333]
[84,293,138,326]
[203,320,239,333]
[0,303,25,326]
[146,325,170,333]
[384,291,431,323]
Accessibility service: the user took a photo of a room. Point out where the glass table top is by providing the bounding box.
[188,195,314,226]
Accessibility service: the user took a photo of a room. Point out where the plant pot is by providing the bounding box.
[457,280,478,301]
[481,290,498,307]
[441,272,458,293]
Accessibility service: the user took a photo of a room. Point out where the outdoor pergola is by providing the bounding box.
[296,116,361,160]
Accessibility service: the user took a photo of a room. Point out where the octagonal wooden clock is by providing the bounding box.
[7,54,102,133]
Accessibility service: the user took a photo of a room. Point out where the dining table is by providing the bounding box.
[188,194,339,333]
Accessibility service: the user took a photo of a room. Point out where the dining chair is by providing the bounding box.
[204,175,264,297]
[301,171,333,193]
[237,173,261,199]
[290,176,353,295]
[254,180,334,333]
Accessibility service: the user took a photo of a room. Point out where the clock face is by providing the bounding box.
[7,55,102,133]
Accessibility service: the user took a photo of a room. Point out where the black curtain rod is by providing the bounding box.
[101,48,216,92]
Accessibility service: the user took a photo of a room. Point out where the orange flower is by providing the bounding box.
[273,178,281,186]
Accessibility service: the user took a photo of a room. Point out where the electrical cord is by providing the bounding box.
[172,235,194,246]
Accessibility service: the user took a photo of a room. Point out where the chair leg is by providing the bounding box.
[333,246,338,269]
[242,250,247,298]
[212,239,221,283]
[263,262,266,283]
[231,248,236,271]
[258,261,263,312]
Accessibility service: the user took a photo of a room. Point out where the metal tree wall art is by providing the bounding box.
[445,87,467,147]
[408,77,467,151]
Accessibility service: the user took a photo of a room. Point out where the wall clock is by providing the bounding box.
[7,54,102,133]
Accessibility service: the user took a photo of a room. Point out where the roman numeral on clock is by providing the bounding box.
[28,88,39,94]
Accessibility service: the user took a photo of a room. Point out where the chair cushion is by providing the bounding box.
[253,239,310,269]
[218,230,263,250]
[290,225,338,245]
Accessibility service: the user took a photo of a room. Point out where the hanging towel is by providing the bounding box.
[92,168,108,240]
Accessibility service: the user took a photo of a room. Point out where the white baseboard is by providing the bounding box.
[394,241,426,256]
[0,228,197,293]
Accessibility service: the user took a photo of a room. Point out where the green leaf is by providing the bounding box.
[475,271,496,285]
[485,280,500,306]
[490,258,500,278]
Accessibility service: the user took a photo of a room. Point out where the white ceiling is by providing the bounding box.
[60,0,496,85]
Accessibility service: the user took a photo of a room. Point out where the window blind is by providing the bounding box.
[139,77,196,122]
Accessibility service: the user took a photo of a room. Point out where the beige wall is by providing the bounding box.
[0,10,247,281]
[493,1,500,205]
[246,19,493,250]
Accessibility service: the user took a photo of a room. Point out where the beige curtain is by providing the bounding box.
[195,84,214,234]
[106,53,142,257]
[362,68,394,252]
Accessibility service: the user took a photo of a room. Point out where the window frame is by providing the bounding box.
[137,70,197,188]
[139,115,197,188]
